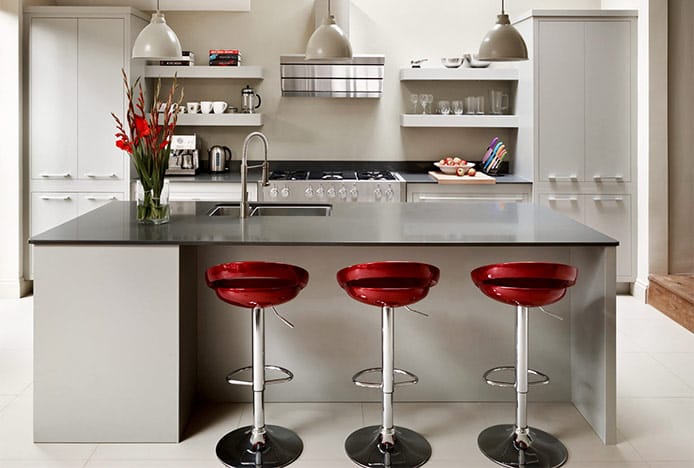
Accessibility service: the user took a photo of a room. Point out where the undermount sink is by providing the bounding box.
[208,203,333,217]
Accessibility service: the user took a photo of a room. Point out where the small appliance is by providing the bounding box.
[209,145,232,173]
[166,134,199,176]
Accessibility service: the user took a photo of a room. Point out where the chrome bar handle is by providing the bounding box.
[593,175,624,182]
[272,306,295,328]
[40,196,71,201]
[547,196,578,202]
[39,172,71,178]
[84,173,117,178]
[85,196,118,201]
[592,196,624,202]
[404,305,429,318]
[547,174,578,182]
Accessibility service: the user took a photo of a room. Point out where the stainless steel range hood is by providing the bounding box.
[280,54,385,98]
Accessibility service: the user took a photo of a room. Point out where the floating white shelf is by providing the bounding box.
[399,68,519,81]
[164,113,264,127]
[400,114,519,128]
[145,66,264,79]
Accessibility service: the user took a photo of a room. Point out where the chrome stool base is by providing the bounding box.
[345,425,432,468]
[216,424,303,468]
[478,424,568,468]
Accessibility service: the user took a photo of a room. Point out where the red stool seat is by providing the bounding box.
[471,262,578,307]
[337,262,440,308]
[206,261,309,308]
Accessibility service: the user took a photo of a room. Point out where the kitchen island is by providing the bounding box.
[30,201,617,445]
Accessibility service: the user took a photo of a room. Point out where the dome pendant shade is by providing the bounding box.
[132,12,182,59]
[305,15,352,60]
[478,13,528,62]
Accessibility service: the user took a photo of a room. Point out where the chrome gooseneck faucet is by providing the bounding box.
[240,132,270,218]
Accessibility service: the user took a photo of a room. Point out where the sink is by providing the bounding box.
[208,203,332,217]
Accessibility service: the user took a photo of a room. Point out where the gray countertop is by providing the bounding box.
[396,172,532,184]
[30,201,616,246]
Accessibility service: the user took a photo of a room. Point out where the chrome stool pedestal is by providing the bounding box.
[477,305,567,468]
[344,305,431,468]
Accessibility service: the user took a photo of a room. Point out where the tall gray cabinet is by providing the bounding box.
[24,6,148,277]
[515,10,638,283]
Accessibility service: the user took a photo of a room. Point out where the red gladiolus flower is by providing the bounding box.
[135,116,151,137]
[116,138,132,154]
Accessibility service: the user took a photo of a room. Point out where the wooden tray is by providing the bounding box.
[428,171,496,184]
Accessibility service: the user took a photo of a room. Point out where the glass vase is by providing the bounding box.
[136,179,170,225]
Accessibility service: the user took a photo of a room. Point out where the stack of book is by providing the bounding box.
[156,51,195,67]
[209,49,241,66]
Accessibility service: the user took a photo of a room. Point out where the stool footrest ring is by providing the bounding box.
[226,365,294,386]
[483,366,550,388]
[352,367,419,389]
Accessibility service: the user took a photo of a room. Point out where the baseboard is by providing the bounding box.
[631,278,648,302]
[0,278,32,298]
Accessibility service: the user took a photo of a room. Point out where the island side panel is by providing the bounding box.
[570,246,617,444]
[197,245,574,404]
[33,245,186,443]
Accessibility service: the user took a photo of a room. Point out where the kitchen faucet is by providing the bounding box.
[240,131,270,218]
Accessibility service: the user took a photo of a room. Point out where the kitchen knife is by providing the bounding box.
[484,142,504,171]
[481,137,499,166]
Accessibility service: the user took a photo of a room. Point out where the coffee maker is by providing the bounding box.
[166,134,200,176]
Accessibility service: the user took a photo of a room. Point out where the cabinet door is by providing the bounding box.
[30,18,78,180]
[409,193,528,203]
[585,21,632,182]
[537,21,585,182]
[538,193,584,224]
[78,18,125,180]
[31,192,79,236]
[585,194,633,279]
[78,193,123,215]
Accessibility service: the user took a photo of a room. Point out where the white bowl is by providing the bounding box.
[464,53,491,68]
[441,57,464,69]
[434,161,474,175]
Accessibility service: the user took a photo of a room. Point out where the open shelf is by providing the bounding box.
[145,65,264,79]
[399,68,519,81]
[400,114,519,128]
[164,113,264,127]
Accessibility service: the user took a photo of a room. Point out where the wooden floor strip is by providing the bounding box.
[648,274,694,333]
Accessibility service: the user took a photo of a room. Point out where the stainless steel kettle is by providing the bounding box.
[208,145,232,173]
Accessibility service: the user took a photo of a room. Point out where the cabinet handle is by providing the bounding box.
[592,196,624,202]
[40,173,71,178]
[84,173,117,178]
[593,175,624,182]
[85,196,117,201]
[548,174,578,182]
[40,196,72,201]
[548,196,578,202]
[417,196,524,202]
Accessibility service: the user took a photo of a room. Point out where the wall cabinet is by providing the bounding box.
[516,10,637,282]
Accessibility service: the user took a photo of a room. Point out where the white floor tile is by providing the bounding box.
[618,315,694,353]
[0,395,16,413]
[0,297,33,350]
[0,348,32,396]
[648,462,694,468]
[0,392,96,461]
[85,461,219,468]
[618,353,694,398]
[618,398,694,462]
[650,353,694,391]
[0,462,86,468]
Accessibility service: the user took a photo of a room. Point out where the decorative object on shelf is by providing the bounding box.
[481,137,508,176]
[132,0,182,59]
[209,49,241,66]
[305,0,352,59]
[241,85,262,113]
[112,70,183,224]
[410,58,428,68]
[478,0,528,62]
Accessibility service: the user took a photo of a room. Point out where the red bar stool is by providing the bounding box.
[471,262,578,468]
[206,261,309,468]
[337,261,440,468]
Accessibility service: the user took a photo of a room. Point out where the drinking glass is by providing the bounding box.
[452,100,463,115]
[476,96,485,115]
[465,96,476,114]
[410,94,419,114]
[420,94,433,114]
[490,90,509,115]
[437,100,451,115]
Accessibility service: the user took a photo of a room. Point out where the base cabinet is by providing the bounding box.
[407,184,532,203]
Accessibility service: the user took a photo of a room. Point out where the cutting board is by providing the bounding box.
[428,171,496,184]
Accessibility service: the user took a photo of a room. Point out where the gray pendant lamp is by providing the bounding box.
[478,0,528,62]
[305,0,352,60]
[132,0,182,59]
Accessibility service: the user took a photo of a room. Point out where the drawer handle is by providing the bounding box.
[593,175,624,182]
[548,174,578,182]
[548,196,578,202]
[593,196,624,202]
[40,196,71,201]
[418,196,524,202]
[85,196,117,201]
[85,173,117,178]
[39,173,71,178]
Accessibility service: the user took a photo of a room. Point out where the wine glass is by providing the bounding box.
[410,94,419,114]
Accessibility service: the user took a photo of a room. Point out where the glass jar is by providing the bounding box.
[136,179,170,225]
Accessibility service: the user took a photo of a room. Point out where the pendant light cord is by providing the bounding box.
[156,0,160,13]
[501,0,505,15]
[328,0,332,16]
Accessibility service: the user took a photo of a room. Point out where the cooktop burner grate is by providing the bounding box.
[269,170,308,181]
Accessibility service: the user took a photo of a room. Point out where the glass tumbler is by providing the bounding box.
[465,96,477,114]
[476,96,485,115]
[410,94,419,114]
[452,100,463,115]
[437,100,451,115]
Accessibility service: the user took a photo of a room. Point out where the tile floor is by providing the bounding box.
[0,295,692,467]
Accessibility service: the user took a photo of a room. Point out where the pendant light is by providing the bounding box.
[305,0,352,60]
[478,0,528,62]
[132,0,182,59]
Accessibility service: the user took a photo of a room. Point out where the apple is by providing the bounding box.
[456,167,466,177]
[453,157,462,164]
[467,168,476,177]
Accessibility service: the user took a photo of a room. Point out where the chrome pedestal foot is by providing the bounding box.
[478,424,568,468]
[216,425,303,468]
[345,425,432,468]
